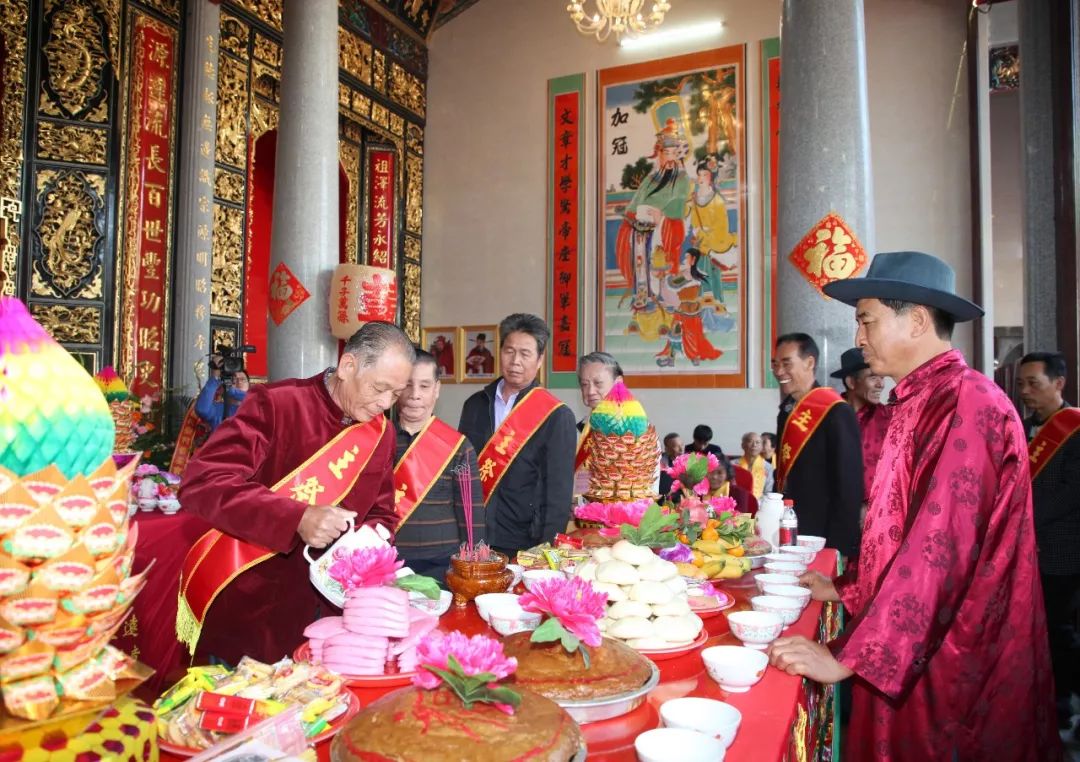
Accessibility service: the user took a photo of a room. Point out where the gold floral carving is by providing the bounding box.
[253,33,281,67]
[389,113,405,137]
[30,304,101,344]
[211,327,237,353]
[0,0,29,295]
[215,168,245,205]
[339,140,360,264]
[31,170,105,300]
[220,14,249,58]
[403,261,421,344]
[351,92,371,120]
[212,203,244,318]
[405,154,423,235]
[252,60,280,103]
[231,0,282,31]
[371,103,389,129]
[406,124,424,155]
[216,54,249,169]
[389,63,425,118]
[341,118,362,145]
[250,98,278,138]
[404,235,421,264]
[99,0,121,72]
[36,122,108,165]
[373,50,386,93]
[39,0,109,123]
[339,27,372,85]
[137,0,180,22]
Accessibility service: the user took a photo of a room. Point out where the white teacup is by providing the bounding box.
[660,697,742,748]
[488,601,542,636]
[701,645,768,693]
[635,728,725,762]
[474,593,519,623]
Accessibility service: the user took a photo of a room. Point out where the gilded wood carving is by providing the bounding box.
[212,203,244,318]
[30,169,106,300]
[36,122,108,165]
[30,304,101,344]
[39,0,110,123]
[0,0,29,296]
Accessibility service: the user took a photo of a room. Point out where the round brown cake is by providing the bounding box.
[330,686,582,762]
[502,632,653,702]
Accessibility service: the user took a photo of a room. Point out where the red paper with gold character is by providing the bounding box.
[787,212,868,294]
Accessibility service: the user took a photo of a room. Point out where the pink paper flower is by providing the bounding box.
[327,545,403,591]
[413,631,518,690]
[519,575,607,648]
[708,496,738,515]
[691,478,710,496]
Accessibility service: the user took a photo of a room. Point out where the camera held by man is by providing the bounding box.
[196,344,254,432]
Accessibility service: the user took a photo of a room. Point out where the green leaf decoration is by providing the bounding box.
[529,616,569,644]
[620,502,679,548]
[424,656,521,711]
[486,685,523,710]
[395,573,442,600]
[684,454,710,485]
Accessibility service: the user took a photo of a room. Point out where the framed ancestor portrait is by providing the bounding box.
[459,325,499,383]
[421,326,458,383]
[597,46,747,388]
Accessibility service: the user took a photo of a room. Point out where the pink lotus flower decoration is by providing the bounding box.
[574,498,651,535]
[663,453,720,496]
[328,545,403,591]
[413,631,520,714]
[520,575,607,649]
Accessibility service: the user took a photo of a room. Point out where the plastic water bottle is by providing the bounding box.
[779,499,798,546]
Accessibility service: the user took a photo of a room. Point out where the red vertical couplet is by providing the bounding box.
[366,151,396,267]
[123,14,177,398]
[551,92,579,373]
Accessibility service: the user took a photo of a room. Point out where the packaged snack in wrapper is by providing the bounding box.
[4,502,74,559]
[0,639,54,683]
[0,483,37,534]
[55,656,116,702]
[80,503,120,556]
[0,579,58,626]
[20,464,67,506]
[0,553,30,596]
[87,457,118,499]
[3,673,59,720]
[0,615,25,654]
[51,475,99,528]
[30,610,89,648]
[63,564,119,616]
[36,544,97,591]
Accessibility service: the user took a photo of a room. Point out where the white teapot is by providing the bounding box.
[756,492,784,551]
[303,519,392,607]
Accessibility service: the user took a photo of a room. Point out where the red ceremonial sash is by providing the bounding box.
[168,402,208,477]
[575,423,591,473]
[1028,407,1080,480]
[393,417,466,526]
[176,415,387,654]
[478,388,565,504]
[776,387,844,491]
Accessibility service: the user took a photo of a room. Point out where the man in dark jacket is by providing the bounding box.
[1018,350,1080,729]
[773,333,863,557]
[458,314,576,557]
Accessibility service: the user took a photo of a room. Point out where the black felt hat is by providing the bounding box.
[822,251,984,322]
[830,348,870,380]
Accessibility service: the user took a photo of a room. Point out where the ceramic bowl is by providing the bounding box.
[726,610,784,650]
[701,645,769,693]
[763,552,803,564]
[797,535,827,552]
[408,589,453,617]
[764,561,806,575]
[635,728,726,762]
[761,583,812,608]
[522,568,565,592]
[754,572,800,594]
[474,592,519,623]
[660,697,742,749]
[778,545,816,564]
[487,600,542,636]
[750,595,802,628]
[506,563,524,591]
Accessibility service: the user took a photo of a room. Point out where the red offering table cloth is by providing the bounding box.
[158,551,839,761]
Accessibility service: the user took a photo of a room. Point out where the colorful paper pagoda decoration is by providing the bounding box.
[94,366,137,452]
[584,380,659,502]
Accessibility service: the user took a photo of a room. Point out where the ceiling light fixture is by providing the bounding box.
[566,1,672,43]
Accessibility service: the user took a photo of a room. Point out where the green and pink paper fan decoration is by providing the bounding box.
[94,366,130,403]
[588,379,648,437]
[0,298,115,478]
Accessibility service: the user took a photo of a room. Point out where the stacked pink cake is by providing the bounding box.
[304,587,438,676]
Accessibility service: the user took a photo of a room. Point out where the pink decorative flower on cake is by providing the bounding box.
[519,575,607,648]
[328,545,403,591]
[413,631,521,714]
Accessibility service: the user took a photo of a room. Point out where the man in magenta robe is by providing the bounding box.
[179,323,414,664]
[770,252,1059,760]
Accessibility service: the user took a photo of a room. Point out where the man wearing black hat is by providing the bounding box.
[769,251,1058,760]
[831,347,887,501]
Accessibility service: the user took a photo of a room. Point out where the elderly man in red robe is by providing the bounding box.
[769,251,1059,761]
[177,322,414,664]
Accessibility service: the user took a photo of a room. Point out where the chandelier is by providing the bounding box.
[566,1,672,43]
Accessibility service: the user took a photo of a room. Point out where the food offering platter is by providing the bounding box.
[293,643,416,688]
[687,591,735,619]
[633,629,709,661]
[556,661,660,724]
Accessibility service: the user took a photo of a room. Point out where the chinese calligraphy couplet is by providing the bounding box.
[366,150,396,268]
[549,80,583,374]
[125,14,177,398]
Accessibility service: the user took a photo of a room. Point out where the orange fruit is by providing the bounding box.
[727,544,745,557]
[701,527,719,542]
